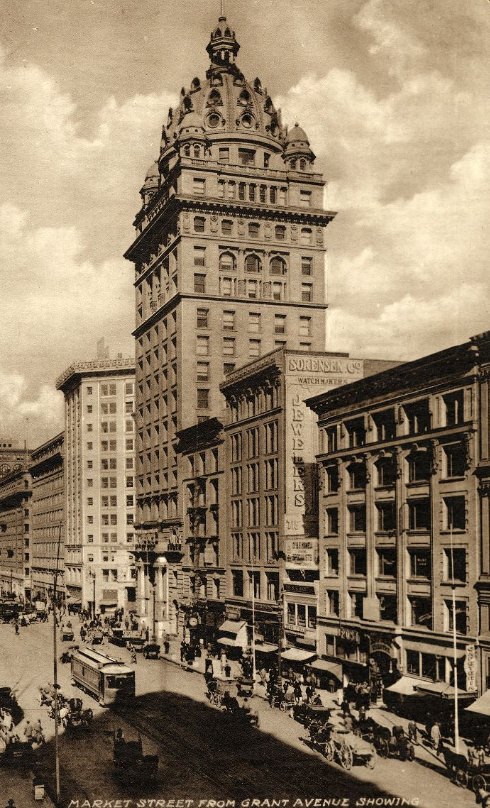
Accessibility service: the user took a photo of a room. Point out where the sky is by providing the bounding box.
[0,0,488,446]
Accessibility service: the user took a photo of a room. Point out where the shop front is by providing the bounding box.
[281,647,317,682]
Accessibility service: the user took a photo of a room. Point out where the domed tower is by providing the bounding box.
[124,14,337,637]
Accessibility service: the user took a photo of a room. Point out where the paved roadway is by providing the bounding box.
[0,618,478,808]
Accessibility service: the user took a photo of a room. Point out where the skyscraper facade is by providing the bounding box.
[125,15,336,636]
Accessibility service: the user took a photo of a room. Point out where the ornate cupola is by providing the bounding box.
[206,15,240,71]
[283,123,316,171]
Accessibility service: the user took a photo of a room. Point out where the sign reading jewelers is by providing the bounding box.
[284,353,364,538]
[464,644,477,692]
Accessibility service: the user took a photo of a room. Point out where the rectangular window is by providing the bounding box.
[299,316,311,336]
[350,592,364,619]
[194,274,206,293]
[197,389,209,409]
[325,548,339,576]
[348,462,366,489]
[446,600,467,634]
[444,444,466,478]
[299,190,311,207]
[238,148,256,165]
[196,308,208,328]
[374,409,396,441]
[408,498,431,530]
[125,382,134,395]
[325,465,339,493]
[266,573,279,602]
[326,427,338,453]
[410,549,431,578]
[274,314,286,334]
[196,336,209,356]
[224,363,235,375]
[379,595,397,623]
[348,504,366,533]
[249,339,261,357]
[219,147,229,163]
[444,390,465,426]
[376,501,396,532]
[232,570,244,597]
[193,177,206,195]
[377,548,397,577]
[445,496,466,530]
[272,281,283,300]
[349,548,367,576]
[223,310,235,331]
[248,312,261,332]
[405,399,431,434]
[346,417,365,448]
[223,337,235,356]
[301,283,312,302]
[196,362,209,381]
[301,256,312,275]
[326,590,340,617]
[444,547,466,582]
[410,597,433,629]
[408,451,431,482]
[376,457,396,487]
[326,507,339,535]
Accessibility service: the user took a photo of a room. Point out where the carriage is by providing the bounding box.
[359,718,415,762]
[325,727,376,770]
[113,734,158,784]
[441,746,490,792]
[206,677,238,708]
[63,697,94,733]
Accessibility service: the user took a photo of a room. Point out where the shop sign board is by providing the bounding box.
[285,538,319,569]
[464,644,477,692]
[339,625,360,644]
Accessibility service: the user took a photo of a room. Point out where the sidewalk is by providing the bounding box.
[0,767,55,807]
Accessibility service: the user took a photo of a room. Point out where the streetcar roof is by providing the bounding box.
[73,646,132,672]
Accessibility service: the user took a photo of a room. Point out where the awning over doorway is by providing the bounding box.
[466,691,490,716]
[307,659,342,680]
[218,620,246,635]
[384,676,420,696]
[253,642,278,654]
[414,681,474,699]
[217,620,247,648]
[403,639,465,659]
[281,648,317,663]
[218,637,241,647]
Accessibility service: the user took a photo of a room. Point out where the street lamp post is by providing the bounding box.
[88,569,96,619]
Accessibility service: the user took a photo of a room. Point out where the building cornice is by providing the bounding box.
[56,358,135,391]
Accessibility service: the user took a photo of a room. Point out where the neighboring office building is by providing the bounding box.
[56,348,136,615]
[219,348,397,669]
[0,465,31,599]
[0,440,30,478]
[30,432,64,603]
[306,333,490,699]
[125,14,336,636]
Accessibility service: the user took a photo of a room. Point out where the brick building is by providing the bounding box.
[30,432,64,602]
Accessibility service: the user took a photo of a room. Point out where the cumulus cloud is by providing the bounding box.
[0,370,63,443]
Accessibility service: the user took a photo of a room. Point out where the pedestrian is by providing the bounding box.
[430,721,442,755]
[467,742,479,769]
[224,662,231,679]
[164,638,170,655]
[4,799,16,808]
[131,649,137,665]
[23,721,33,741]
[478,745,486,767]
[341,697,350,718]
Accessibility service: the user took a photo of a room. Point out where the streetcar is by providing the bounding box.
[71,647,135,706]
[0,600,23,623]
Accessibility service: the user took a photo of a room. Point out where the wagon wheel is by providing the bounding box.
[339,743,353,770]
[455,768,468,788]
[377,737,389,758]
[324,740,334,761]
[365,746,376,770]
[472,773,487,793]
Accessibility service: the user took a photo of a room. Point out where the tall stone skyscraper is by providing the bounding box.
[125,15,336,637]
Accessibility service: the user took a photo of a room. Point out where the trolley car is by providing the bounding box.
[71,647,135,706]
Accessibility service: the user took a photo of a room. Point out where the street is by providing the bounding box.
[0,618,478,807]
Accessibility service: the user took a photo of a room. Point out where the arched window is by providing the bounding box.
[300,159,307,171]
[270,256,286,275]
[259,185,267,203]
[275,225,286,241]
[183,144,191,156]
[194,216,205,233]
[300,227,312,245]
[219,252,236,272]
[238,182,246,201]
[249,184,256,202]
[270,187,277,203]
[183,95,192,112]
[193,144,200,158]
[221,219,233,236]
[248,222,260,238]
[208,89,222,106]
[291,160,297,170]
[264,96,273,113]
[245,254,261,274]
[239,89,251,105]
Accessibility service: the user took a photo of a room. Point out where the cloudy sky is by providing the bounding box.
[0,0,488,446]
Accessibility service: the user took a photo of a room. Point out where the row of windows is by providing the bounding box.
[197,307,312,336]
[195,249,313,277]
[230,423,278,461]
[230,460,279,494]
[86,383,134,397]
[87,514,134,526]
[230,495,278,528]
[194,274,313,302]
[324,546,466,582]
[231,568,280,600]
[324,445,466,492]
[86,495,134,507]
[86,401,133,415]
[86,420,134,434]
[325,495,466,534]
[324,591,468,633]
[323,392,466,452]
[86,440,134,452]
[193,216,314,242]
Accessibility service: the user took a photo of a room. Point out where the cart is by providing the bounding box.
[367,719,415,762]
[61,627,75,642]
[237,677,254,696]
[326,727,376,770]
[143,643,161,659]
[207,677,238,708]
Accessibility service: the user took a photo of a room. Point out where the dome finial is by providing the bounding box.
[207,9,240,70]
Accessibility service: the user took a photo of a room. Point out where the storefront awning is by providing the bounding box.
[253,642,278,654]
[100,600,117,607]
[308,659,342,680]
[67,596,81,605]
[414,681,474,699]
[385,676,420,696]
[466,691,490,716]
[218,637,241,647]
[281,648,317,663]
[218,620,246,636]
